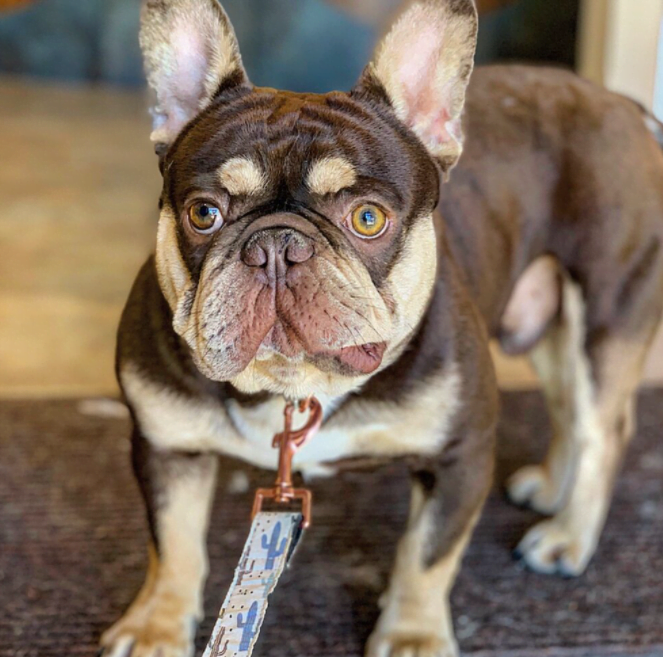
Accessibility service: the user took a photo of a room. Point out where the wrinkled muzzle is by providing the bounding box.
[179,213,392,381]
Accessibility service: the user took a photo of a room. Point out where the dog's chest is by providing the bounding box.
[224,394,452,474]
[225,396,354,474]
[123,367,461,473]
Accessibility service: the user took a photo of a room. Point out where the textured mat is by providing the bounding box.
[0,391,662,657]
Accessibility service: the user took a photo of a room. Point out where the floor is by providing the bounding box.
[1,76,662,398]
[2,391,662,656]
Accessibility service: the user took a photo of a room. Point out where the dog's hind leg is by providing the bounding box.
[101,432,218,657]
[505,260,581,516]
[506,264,662,576]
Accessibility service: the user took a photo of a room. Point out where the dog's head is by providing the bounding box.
[140,0,477,398]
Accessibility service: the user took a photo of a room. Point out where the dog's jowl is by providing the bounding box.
[101,0,663,655]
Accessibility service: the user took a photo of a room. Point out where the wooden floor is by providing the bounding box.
[1,77,662,398]
[0,78,159,397]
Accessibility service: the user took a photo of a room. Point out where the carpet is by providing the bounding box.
[0,391,662,657]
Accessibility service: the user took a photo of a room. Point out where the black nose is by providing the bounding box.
[241,228,315,270]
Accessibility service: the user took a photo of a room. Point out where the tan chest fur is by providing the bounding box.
[120,364,461,476]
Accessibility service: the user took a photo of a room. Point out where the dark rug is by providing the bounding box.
[0,391,662,657]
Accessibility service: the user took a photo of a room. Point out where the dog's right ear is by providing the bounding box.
[140,0,250,154]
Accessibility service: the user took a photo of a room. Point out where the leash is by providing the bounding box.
[202,397,323,657]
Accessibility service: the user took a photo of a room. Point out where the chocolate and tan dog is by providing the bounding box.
[101,0,663,655]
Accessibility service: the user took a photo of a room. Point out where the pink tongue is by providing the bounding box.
[336,343,386,374]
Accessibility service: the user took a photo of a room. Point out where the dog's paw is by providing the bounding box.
[100,598,196,657]
[514,516,596,577]
[100,624,194,657]
[506,465,565,515]
[366,630,458,657]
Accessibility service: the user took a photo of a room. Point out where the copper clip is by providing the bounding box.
[251,396,323,529]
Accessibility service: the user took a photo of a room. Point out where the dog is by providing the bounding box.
[100,0,663,655]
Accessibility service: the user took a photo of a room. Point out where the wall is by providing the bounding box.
[0,0,373,91]
[0,0,580,91]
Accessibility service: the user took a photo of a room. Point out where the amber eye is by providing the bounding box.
[187,202,223,234]
[349,204,388,239]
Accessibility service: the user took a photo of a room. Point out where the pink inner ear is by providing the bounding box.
[153,19,213,141]
[397,21,457,149]
[169,22,209,110]
[399,22,443,101]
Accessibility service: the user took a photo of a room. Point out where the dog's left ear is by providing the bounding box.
[140,0,250,153]
[353,0,478,177]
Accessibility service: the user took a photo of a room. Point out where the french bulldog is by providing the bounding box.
[101,0,663,655]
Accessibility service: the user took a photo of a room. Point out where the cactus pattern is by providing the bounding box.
[261,522,287,570]
[236,601,259,652]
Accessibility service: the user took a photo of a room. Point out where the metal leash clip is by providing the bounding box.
[251,396,323,529]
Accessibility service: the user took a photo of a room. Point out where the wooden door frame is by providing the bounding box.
[578,0,663,112]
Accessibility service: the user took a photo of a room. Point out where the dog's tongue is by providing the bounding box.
[334,343,386,374]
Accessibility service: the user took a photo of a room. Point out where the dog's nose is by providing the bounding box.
[241,228,315,270]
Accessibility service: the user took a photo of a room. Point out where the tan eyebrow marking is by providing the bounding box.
[217,157,266,196]
[307,157,357,196]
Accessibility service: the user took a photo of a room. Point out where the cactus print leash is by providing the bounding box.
[202,511,304,657]
[203,398,324,657]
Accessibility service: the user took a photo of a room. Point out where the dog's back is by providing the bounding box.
[441,65,663,338]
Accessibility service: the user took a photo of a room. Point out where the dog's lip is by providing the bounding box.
[325,342,387,375]
[257,325,387,375]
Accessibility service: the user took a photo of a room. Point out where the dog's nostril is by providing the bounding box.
[285,241,314,265]
[241,230,314,269]
[241,243,268,268]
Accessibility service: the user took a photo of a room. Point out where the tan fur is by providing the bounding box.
[370,0,477,172]
[120,364,241,454]
[367,483,478,657]
[507,273,655,575]
[155,207,194,324]
[121,360,461,477]
[507,276,591,516]
[218,157,267,196]
[101,463,218,657]
[381,215,438,356]
[306,156,357,196]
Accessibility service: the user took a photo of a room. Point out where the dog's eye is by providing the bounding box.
[187,202,223,234]
[349,204,388,239]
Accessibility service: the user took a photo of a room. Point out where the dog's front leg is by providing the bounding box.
[367,427,494,657]
[101,431,218,657]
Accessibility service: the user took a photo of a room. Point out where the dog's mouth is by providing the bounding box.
[256,322,387,375]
